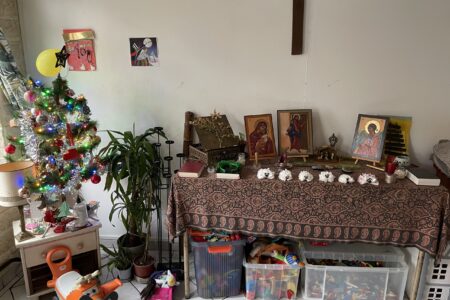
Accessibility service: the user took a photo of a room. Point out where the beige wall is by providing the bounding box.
[17,0,450,240]
[0,0,24,73]
[0,0,23,265]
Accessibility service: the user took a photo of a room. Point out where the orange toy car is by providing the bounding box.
[46,246,122,300]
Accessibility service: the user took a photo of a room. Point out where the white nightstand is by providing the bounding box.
[13,220,102,300]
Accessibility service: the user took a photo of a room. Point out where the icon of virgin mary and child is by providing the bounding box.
[249,120,274,156]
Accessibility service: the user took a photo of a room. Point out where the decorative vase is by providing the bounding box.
[394,168,407,179]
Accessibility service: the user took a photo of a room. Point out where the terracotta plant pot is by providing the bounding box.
[133,254,155,279]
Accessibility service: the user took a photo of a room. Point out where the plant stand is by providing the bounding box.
[152,130,184,274]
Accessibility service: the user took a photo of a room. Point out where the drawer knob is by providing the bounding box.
[77,242,84,250]
[41,252,47,259]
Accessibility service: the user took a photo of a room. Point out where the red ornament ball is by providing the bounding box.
[90,174,101,184]
[31,108,42,116]
[24,91,36,103]
[5,143,16,154]
[55,139,64,147]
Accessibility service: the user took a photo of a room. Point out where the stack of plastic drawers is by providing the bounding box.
[422,244,450,300]
[301,243,408,300]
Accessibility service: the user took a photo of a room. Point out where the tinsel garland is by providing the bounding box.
[7,77,105,206]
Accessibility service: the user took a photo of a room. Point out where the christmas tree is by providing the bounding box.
[5,75,104,207]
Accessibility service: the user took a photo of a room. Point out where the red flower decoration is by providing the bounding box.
[5,143,16,154]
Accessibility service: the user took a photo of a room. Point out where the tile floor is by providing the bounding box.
[0,252,409,300]
[0,251,248,300]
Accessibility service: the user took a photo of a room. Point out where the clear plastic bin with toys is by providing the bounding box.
[190,229,246,298]
[301,242,408,300]
[243,238,304,300]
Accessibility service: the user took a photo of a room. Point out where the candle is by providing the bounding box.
[385,162,397,175]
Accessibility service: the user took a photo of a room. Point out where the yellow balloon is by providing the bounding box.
[35,48,62,77]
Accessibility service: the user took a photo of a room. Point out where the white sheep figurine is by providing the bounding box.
[358,173,379,185]
[338,174,355,184]
[257,168,275,180]
[319,171,335,183]
[298,170,314,182]
[278,169,293,182]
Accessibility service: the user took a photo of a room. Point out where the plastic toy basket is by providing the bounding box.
[301,243,408,300]
[191,238,245,298]
[243,242,303,300]
[243,260,302,300]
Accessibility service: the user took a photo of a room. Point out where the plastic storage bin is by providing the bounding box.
[423,285,450,300]
[301,243,408,300]
[191,238,245,298]
[420,242,450,300]
[426,258,450,285]
[243,244,302,300]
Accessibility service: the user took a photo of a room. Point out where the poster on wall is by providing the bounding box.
[129,37,159,66]
[63,29,97,71]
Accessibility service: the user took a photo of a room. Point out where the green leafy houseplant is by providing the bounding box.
[100,244,132,271]
[98,126,165,261]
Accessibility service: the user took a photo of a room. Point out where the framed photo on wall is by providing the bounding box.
[351,114,389,163]
[244,114,277,160]
[277,109,313,157]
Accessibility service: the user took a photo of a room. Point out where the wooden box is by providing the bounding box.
[189,144,240,165]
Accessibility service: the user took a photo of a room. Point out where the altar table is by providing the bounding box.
[166,166,450,299]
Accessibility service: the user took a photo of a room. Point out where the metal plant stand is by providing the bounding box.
[153,127,184,275]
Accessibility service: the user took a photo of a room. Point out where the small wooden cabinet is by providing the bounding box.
[13,220,102,300]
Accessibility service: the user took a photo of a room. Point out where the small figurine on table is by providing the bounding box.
[316,133,339,162]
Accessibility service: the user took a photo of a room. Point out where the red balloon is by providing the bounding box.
[90,174,101,184]
[5,143,16,154]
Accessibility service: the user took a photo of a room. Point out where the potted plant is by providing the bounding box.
[98,126,165,261]
[100,244,132,281]
[132,211,156,281]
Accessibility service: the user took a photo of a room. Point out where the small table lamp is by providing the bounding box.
[0,161,35,242]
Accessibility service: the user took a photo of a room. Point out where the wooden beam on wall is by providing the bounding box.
[292,0,305,55]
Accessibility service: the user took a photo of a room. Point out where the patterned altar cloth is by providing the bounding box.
[167,166,450,259]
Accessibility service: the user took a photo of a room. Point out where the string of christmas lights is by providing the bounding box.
[5,76,104,206]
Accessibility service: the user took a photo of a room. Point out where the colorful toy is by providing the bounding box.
[271,250,304,266]
[154,270,177,288]
[46,246,122,300]
[142,270,178,300]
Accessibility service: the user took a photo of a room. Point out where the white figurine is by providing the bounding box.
[357,173,379,185]
[278,169,293,182]
[257,168,275,180]
[319,171,335,183]
[338,174,355,184]
[298,170,314,182]
[394,168,407,179]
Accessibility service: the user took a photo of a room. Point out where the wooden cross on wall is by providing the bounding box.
[292,0,305,55]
